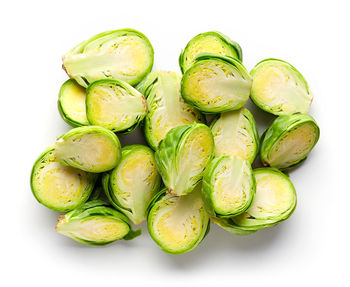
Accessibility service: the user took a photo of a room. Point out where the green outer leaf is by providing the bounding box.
[147,187,210,254]
[63,28,154,87]
[86,79,147,134]
[181,53,251,114]
[231,168,297,230]
[136,70,205,150]
[179,31,243,73]
[30,146,98,212]
[56,200,141,245]
[55,125,122,173]
[58,79,88,127]
[250,58,312,116]
[260,113,320,170]
[212,217,256,236]
[88,185,103,201]
[201,155,255,218]
[210,108,259,164]
[155,123,214,196]
[105,144,161,224]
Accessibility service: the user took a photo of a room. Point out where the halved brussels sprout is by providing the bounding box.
[62,29,154,87]
[202,155,255,217]
[211,217,256,236]
[179,31,242,73]
[31,147,98,212]
[86,79,147,133]
[231,168,297,230]
[58,79,89,127]
[260,113,320,170]
[55,126,121,173]
[250,58,313,115]
[147,186,210,254]
[210,108,259,163]
[181,54,252,113]
[136,71,205,150]
[55,200,141,245]
[102,145,161,224]
[155,123,214,196]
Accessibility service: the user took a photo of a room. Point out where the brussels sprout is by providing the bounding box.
[55,126,121,173]
[147,186,210,254]
[179,31,242,73]
[202,155,255,218]
[62,29,154,87]
[55,200,141,245]
[260,113,320,170]
[89,186,103,201]
[30,147,98,212]
[250,58,313,116]
[231,168,297,230]
[155,123,214,196]
[86,79,147,133]
[210,108,259,163]
[181,54,252,113]
[58,79,89,127]
[136,71,205,149]
[102,145,161,224]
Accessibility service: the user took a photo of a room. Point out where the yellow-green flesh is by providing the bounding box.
[112,149,159,224]
[56,216,129,243]
[267,123,317,169]
[87,83,146,130]
[60,81,89,125]
[182,35,238,72]
[251,62,312,114]
[211,109,256,162]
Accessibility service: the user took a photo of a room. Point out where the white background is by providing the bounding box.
[1,0,349,286]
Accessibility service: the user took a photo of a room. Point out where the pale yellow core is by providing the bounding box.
[56,134,117,170]
[61,81,89,125]
[185,61,250,108]
[213,158,252,213]
[113,150,158,224]
[183,35,237,71]
[212,108,256,162]
[247,173,293,218]
[88,84,146,130]
[149,72,201,147]
[58,216,129,242]
[251,63,312,114]
[174,127,213,193]
[152,191,204,251]
[268,123,316,168]
[37,162,86,207]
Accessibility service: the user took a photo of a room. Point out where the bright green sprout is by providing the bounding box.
[147,185,210,254]
[250,58,313,116]
[202,155,255,218]
[102,145,161,225]
[136,70,205,150]
[55,126,122,173]
[155,123,214,196]
[58,79,89,127]
[179,31,242,73]
[62,29,154,87]
[228,168,297,231]
[55,200,141,245]
[181,54,252,113]
[260,113,320,170]
[210,108,259,164]
[86,79,147,133]
[30,146,98,212]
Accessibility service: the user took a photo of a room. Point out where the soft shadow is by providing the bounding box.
[117,126,148,147]
[156,222,285,270]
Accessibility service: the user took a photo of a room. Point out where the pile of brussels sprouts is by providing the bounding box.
[31,29,319,254]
